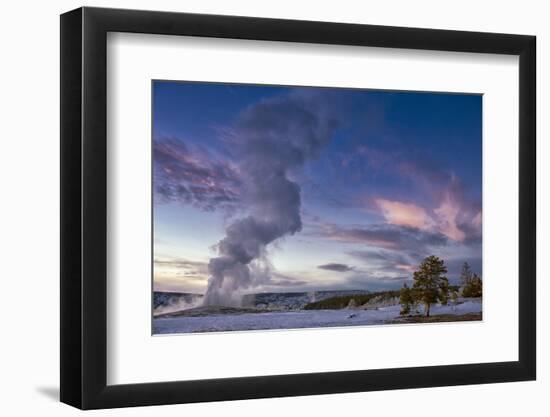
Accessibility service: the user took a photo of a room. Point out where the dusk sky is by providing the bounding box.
[153,81,482,296]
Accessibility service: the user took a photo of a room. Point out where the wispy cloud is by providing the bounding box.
[154,257,210,293]
[374,192,478,244]
[317,263,354,272]
[375,198,432,229]
[315,222,448,252]
[154,257,209,277]
[348,248,419,277]
[153,137,242,212]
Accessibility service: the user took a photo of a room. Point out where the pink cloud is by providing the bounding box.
[434,190,466,242]
[375,198,432,230]
[472,211,482,230]
[395,263,416,273]
[318,222,398,249]
[374,190,477,244]
[154,137,242,211]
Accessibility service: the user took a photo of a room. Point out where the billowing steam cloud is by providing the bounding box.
[203,92,339,306]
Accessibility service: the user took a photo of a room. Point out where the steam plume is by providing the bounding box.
[203,92,338,306]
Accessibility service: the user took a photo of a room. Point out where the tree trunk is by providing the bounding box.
[425,303,430,317]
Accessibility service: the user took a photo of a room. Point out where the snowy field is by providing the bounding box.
[153,300,482,335]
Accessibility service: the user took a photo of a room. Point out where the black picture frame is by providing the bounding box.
[60,6,536,410]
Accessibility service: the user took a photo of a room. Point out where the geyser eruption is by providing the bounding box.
[203,92,339,306]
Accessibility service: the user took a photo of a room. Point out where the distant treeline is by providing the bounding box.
[304,285,460,311]
[304,290,399,310]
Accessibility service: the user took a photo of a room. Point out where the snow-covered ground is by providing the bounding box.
[153,300,482,334]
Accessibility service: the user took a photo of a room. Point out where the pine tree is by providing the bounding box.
[463,273,482,298]
[399,283,414,316]
[460,262,473,288]
[439,278,450,305]
[411,255,449,317]
[471,274,482,297]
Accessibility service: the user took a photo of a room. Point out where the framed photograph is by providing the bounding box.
[60,6,536,409]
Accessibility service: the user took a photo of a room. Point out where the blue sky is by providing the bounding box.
[153,81,482,296]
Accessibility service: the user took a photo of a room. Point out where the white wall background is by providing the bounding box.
[0,0,545,415]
